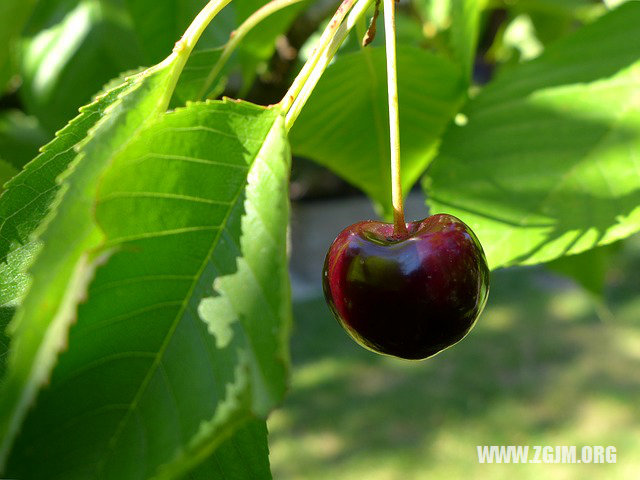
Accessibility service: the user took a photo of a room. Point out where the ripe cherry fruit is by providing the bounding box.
[322,213,489,360]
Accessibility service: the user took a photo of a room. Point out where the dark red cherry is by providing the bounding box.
[322,214,489,360]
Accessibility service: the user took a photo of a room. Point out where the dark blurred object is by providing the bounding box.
[0,90,22,111]
[473,9,508,85]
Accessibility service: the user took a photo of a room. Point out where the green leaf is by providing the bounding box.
[233,0,308,91]
[546,242,621,296]
[20,0,144,132]
[0,160,19,191]
[507,0,599,16]
[187,419,271,479]
[173,47,227,105]
[5,100,290,480]
[412,0,483,79]
[172,0,308,106]
[449,0,483,81]
[413,0,451,32]
[0,81,130,381]
[0,52,182,468]
[487,13,544,67]
[0,287,12,380]
[425,2,640,269]
[290,46,465,216]
[0,110,50,170]
[485,1,607,69]
[0,0,39,91]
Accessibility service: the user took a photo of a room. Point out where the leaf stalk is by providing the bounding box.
[198,0,307,100]
[282,0,375,129]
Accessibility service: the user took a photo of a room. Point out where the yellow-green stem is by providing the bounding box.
[383,0,406,235]
[151,0,234,110]
[280,0,358,114]
[179,0,231,51]
[283,0,375,129]
[198,0,306,100]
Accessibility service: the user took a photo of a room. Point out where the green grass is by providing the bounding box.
[268,237,640,479]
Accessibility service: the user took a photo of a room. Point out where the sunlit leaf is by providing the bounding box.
[4,99,290,480]
[19,0,144,132]
[0,80,131,381]
[0,49,182,469]
[449,0,483,80]
[425,2,640,269]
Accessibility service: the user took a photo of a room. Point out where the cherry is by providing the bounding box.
[322,213,489,360]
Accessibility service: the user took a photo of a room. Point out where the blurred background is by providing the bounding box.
[1,0,638,478]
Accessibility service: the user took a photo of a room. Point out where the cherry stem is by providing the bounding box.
[198,0,306,100]
[282,0,375,129]
[383,0,406,236]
